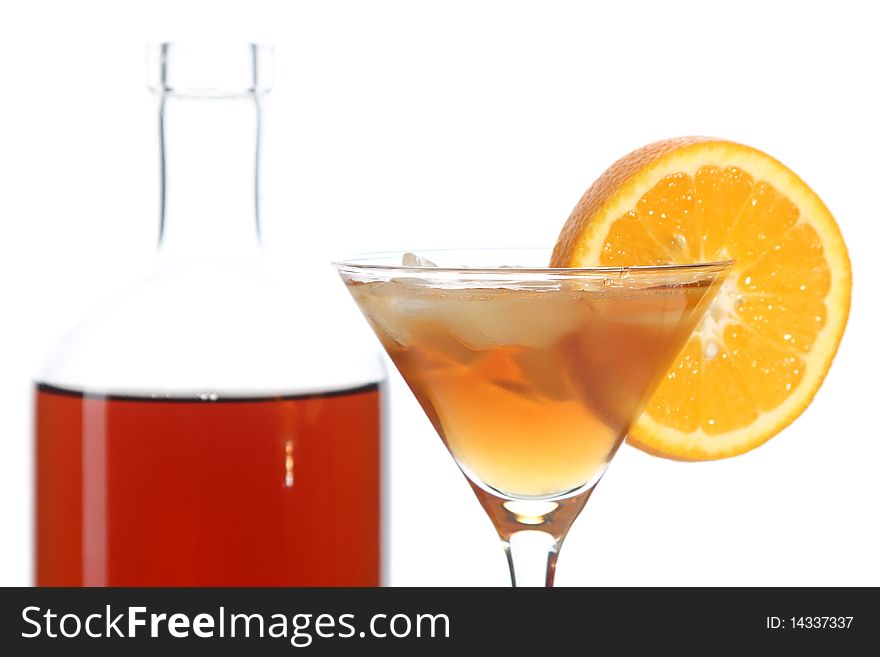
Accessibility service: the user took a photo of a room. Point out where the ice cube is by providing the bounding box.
[428,289,583,350]
[348,281,414,348]
[512,347,572,401]
[402,252,438,267]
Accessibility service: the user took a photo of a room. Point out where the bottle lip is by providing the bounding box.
[146,42,274,97]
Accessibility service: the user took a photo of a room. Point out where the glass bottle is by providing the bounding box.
[35,43,386,586]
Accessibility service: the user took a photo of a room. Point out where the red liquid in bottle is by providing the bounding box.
[35,383,381,586]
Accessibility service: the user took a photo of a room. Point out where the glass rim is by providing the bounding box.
[333,248,735,279]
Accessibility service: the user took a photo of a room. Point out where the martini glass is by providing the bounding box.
[336,249,732,587]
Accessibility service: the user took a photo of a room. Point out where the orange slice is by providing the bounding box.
[551,137,851,460]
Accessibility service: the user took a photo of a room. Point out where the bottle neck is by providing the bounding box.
[157,93,263,263]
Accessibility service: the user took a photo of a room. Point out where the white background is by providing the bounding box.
[1,0,878,586]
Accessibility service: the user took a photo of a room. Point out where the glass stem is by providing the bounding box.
[504,530,560,587]
[470,483,595,588]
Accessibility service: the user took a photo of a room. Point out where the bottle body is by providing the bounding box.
[35,262,387,589]
[35,44,387,586]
